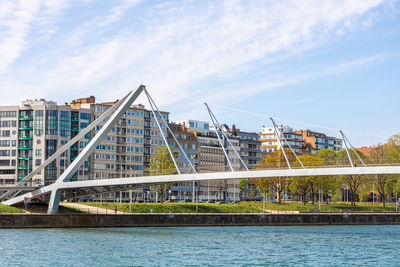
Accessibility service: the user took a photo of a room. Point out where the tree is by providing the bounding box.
[290,155,324,205]
[369,144,397,207]
[388,134,400,146]
[314,149,339,204]
[147,146,177,202]
[237,178,248,201]
[337,149,366,206]
[256,150,295,204]
[289,175,310,205]
[251,177,270,212]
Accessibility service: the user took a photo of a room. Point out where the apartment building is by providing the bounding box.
[167,122,198,171]
[71,99,169,180]
[259,125,304,155]
[167,122,198,201]
[0,99,91,186]
[172,120,260,201]
[227,124,262,168]
[294,130,342,153]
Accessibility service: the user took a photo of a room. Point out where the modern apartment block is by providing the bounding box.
[70,98,169,180]
[226,124,262,168]
[259,126,343,156]
[167,122,198,201]
[294,130,343,153]
[259,125,304,155]
[0,99,91,186]
[171,119,261,201]
[167,122,198,171]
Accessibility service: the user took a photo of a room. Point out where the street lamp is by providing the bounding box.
[168,190,172,202]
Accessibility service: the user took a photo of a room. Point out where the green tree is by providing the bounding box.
[369,144,397,207]
[337,149,366,206]
[147,146,177,202]
[237,178,248,201]
[290,155,322,205]
[314,149,339,204]
[256,150,295,204]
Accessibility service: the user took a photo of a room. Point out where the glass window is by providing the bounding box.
[45,110,58,135]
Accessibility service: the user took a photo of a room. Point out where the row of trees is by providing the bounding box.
[250,139,400,206]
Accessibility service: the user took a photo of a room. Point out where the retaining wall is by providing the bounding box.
[2,213,400,228]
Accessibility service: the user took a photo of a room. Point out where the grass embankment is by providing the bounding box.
[85,202,261,213]
[84,201,400,213]
[0,204,24,213]
[243,201,399,212]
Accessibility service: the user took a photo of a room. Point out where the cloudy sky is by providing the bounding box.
[0,0,399,146]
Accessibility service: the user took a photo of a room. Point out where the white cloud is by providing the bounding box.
[0,0,390,107]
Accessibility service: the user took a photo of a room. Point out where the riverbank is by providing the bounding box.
[2,213,400,228]
[81,201,400,214]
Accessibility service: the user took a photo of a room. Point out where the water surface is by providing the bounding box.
[1,225,399,266]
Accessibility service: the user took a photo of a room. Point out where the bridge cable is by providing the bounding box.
[182,95,393,141]
[144,89,181,175]
[339,130,366,167]
[205,103,249,171]
[145,89,198,205]
[270,118,305,169]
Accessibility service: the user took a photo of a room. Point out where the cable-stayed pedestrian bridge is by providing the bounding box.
[1,85,399,213]
[3,165,400,210]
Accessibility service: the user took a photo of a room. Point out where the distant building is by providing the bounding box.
[167,122,199,201]
[71,99,169,179]
[168,122,198,171]
[0,99,91,186]
[259,125,304,155]
[70,97,169,202]
[294,130,342,153]
[224,124,262,168]
[173,119,261,202]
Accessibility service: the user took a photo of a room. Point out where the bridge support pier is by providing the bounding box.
[48,189,62,214]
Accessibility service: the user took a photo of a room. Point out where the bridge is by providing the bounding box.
[2,85,399,213]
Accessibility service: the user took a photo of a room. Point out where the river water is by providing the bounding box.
[1,225,399,266]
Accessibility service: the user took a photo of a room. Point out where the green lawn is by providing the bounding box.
[0,204,24,213]
[84,202,262,213]
[242,201,399,212]
[83,201,400,213]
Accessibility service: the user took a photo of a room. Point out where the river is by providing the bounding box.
[1,225,399,266]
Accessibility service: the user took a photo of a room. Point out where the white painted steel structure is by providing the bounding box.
[2,85,400,213]
[4,166,400,207]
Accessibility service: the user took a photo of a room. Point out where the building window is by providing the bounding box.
[80,113,91,120]
[59,111,70,137]
[45,110,58,135]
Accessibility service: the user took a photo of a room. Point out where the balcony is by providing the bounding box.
[18,146,32,150]
[18,134,33,140]
[18,156,32,160]
[19,116,33,121]
[18,166,32,170]
[18,126,33,131]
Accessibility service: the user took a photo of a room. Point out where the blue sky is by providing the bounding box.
[0,0,399,146]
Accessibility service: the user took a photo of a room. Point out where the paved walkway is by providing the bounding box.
[60,202,126,214]
[265,209,300,214]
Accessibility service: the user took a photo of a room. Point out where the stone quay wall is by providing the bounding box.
[1,213,400,228]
